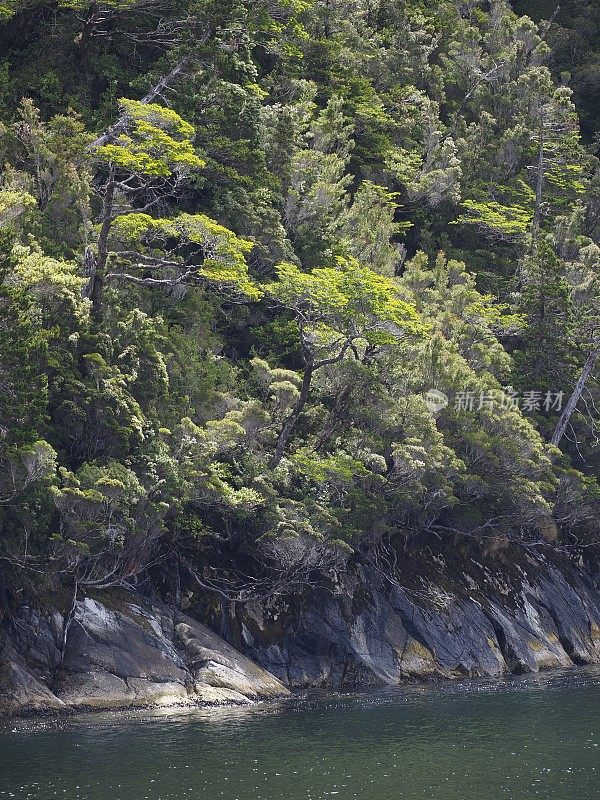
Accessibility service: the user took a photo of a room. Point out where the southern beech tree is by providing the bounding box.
[85,98,206,319]
[264,257,425,467]
[3,0,600,609]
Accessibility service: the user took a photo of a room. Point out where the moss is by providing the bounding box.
[403,638,434,661]
[527,638,546,652]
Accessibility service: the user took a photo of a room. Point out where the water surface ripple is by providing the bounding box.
[1,668,599,799]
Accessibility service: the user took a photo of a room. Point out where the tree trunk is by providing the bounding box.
[269,362,314,469]
[551,345,600,447]
[85,173,115,324]
[531,133,545,245]
[88,56,193,150]
[59,578,79,670]
[315,383,352,452]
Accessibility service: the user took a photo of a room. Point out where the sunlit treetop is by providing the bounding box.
[109,212,261,300]
[96,99,205,178]
[264,257,426,346]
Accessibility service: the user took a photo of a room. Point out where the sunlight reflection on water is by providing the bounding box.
[1,667,600,800]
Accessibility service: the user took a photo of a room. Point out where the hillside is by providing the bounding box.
[2,0,600,711]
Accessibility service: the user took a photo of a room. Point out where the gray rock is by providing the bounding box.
[0,592,288,716]
[60,597,189,683]
[3,543,600,714]
[0,635,66,716]
[228,546,600,689]
[175,619,285,699]
[57,671,136,710]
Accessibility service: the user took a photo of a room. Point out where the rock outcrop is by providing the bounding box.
[2,543,600,716]
[224,544,600,688]
[0,592,288,717]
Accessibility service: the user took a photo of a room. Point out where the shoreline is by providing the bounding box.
[5,660,599,723]
[3,547,600,719]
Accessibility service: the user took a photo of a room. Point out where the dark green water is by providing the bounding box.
[1,669,600,800]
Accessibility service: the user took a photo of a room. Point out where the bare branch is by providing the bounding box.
[87,56,193,150]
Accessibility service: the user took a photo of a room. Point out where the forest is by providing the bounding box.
[1,0,600,617]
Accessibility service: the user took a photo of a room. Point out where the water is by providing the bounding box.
[1,669,600,800]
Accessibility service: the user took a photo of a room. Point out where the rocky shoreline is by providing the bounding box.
[2,543,600,718]
[0,592,289,718]
[228,543,600,688]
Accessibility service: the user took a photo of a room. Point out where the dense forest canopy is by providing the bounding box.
[2,0,600,609]
[513,1,600,142]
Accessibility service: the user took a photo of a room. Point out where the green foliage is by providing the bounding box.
[515,238,577,396]
[0,282,49,444]
[454,199,534,239]
[2,0,600,604]
[1,100,93,255]
[265,257,424,347]
[0,189,36,226]
[97,100,205,177]
[110,212,260,298]
[339,181,410,277]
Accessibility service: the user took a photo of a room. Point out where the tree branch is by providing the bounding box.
[87,56,193,150]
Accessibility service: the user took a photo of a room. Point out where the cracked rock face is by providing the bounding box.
[2,543,600,715]
[0,593,288,717]
[224,545,600,689]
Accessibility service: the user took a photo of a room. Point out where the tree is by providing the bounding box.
[85,98,205,319]
[513,237,577,425]
[3,0,600,618]
[283,96,354,267]
[339,181,409,277]
[1,99,93,256]
[264,257,425,467]
[455,77,586,246]
[547,229,600,450]
[0,276,58,580]
[552,344,600,448]
[105,212,260,299]
[400,251,555,539]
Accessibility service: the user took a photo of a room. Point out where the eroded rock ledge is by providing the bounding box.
[0,593,288,717]
[2,544,600,716]
[224,544,600,688]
